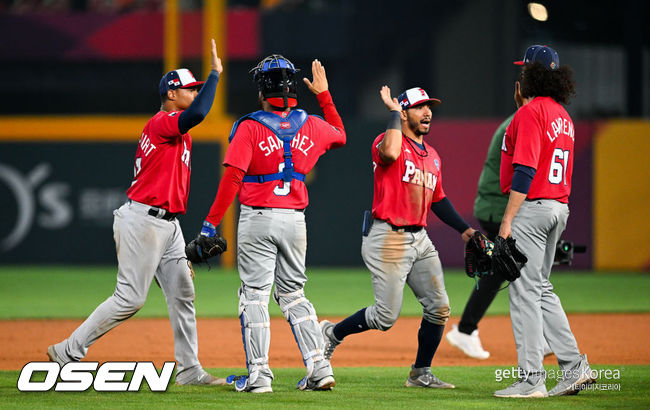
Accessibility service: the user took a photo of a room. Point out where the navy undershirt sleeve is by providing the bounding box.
[178,70,219,134]
[430,197,470,234]
[511,164,536,194]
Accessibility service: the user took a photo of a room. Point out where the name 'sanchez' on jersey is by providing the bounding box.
[258,133,315,157]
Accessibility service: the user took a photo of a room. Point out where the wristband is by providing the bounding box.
[386,110,401,131]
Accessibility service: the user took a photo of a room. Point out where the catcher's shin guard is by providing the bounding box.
[274,288,331,380]
[238,286,273,387]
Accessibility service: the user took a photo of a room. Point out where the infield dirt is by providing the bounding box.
[2,313,648,370]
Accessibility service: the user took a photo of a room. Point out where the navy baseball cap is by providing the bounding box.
[159,68,205,95]
[514,45,560,70]
[397,87,441,109]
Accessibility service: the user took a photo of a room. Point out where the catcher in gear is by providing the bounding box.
[193,55,346,393]
[185,228,227,264]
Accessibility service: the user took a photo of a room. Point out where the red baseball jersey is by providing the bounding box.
[500,96,574,203]
[371,133,446,227]
[126,110,192,213]
[224,111,345,208]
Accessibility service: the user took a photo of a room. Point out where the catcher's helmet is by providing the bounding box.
[250,54,299,109]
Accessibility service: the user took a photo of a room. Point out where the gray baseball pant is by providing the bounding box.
[236,205,332,388]
[51,201,205,384]
[509,199,583,376]
[361,220,450,330]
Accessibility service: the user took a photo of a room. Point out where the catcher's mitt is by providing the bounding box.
[185,234,227,264]
[491,236,527,282]
[464,231,494,278]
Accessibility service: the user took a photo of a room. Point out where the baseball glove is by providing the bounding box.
[185,234,227,264]
[464,231,494,278]
[491,236,527,282]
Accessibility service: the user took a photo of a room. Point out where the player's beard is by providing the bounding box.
[407,116,430,137]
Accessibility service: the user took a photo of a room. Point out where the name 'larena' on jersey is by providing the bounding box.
[258,133,315,157]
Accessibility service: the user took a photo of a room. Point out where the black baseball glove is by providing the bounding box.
[491,236,527,282]
[464,231,494,278]
[185,234,227,264]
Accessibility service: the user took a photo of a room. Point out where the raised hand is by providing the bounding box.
[303,59,328,95]
[380,85,402,112]
[210,38,223,74]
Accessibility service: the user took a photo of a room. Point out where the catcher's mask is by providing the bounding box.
[250,54,299,109]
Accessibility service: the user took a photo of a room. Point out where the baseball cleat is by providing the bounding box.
[548,354,597,396]
[445,324,490,360]
[229,375,273,393]
[297,375,336,391]
[320,320,341,361]
[494,377,548,398]
[46,345,66,367]
[405,365,455,389]
[176,371,227,386]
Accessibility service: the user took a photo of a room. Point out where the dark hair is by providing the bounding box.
[519,62,576,105]
[160,92,169,104]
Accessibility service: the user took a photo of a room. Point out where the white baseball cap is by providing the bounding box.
[398,87,441,109]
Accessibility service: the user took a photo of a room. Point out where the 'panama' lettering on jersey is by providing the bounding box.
[548,117,575,142]
[370,133,446,227]
[258,133,315,157]
[402,160,437,190]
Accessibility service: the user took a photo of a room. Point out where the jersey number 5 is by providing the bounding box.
[548,148,570,185]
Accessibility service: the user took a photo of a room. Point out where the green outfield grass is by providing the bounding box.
[1,366,648,408]
[0,266,648,319]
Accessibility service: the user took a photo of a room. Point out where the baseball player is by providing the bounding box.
[493,45,595,398]
[321,86,481,389]
[47,40,226,386]
[445,111,553,360]
[197,55,345,393]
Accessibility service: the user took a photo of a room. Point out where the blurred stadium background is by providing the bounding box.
[0,0,648,271]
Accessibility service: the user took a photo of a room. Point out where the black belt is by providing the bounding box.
[388,222,423,233]
[147,207,178,221]
[252,206,305,213]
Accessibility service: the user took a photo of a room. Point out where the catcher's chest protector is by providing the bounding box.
[229,110,309,184]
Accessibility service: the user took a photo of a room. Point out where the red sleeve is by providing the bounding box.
[315,90,346,149]
[371,133,389,167]
[205,166,245,226]
[512,107,541,170]
[432,155,446,202]
[223,121,254,171]
[152,111,183,139]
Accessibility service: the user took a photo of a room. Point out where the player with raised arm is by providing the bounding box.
[47,40,226,386]
[193,55,346,393]
[321,86,483,389]
[493,45,595,398]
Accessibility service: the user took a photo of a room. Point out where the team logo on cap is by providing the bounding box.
[168,79,181,87]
